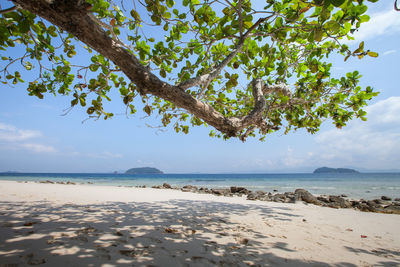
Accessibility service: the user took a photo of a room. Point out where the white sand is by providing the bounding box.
[0,180,399,267]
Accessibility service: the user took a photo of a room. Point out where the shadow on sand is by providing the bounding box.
[0,199,397,266]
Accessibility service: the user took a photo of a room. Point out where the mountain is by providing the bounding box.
[313,167,359,174]
[125,167,163,174]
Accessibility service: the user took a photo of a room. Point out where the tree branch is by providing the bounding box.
[0,6,17,14]
[11,0,281,138]
[178,17,268,90]
[263,84,292,96]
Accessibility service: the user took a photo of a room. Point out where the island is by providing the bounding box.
[125,167,164,174]
[313,167,359,174]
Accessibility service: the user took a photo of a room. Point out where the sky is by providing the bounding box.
[0,1,399,173]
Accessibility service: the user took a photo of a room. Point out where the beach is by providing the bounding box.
[0,180,399,266]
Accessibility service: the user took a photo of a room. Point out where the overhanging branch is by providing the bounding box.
[11,0,296,139]
[178,17,268,91]
[0,6,17,14]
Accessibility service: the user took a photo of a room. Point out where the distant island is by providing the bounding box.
[125,167,163,174]
[313,167,359,174]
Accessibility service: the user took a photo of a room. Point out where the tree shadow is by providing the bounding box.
[344,246,400,267]
[0,199,396,266]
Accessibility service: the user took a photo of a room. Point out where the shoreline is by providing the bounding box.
[1,172,400,201]
[11,179,400,214]
[1,180,399,266]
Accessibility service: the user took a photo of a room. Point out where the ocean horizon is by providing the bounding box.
[1,172,400,200]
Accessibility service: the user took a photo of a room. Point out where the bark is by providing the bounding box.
[12,0,273,138]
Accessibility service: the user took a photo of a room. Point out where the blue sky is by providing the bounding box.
[0,1,399,173]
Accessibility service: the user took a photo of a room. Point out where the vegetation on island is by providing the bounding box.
[313,167,359,173]
[0,0,381,140]
[125,167,164,174]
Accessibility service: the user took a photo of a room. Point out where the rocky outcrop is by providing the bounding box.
[230,186,249,195]
[294,189,321,205]
[138,183,398,215]
[181,185,198,192]
[383,204,400,214]
[162,183,171,189]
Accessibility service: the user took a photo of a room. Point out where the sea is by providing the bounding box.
[1,172,400,200]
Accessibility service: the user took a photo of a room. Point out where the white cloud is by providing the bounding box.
[0,122,42,142]
[345,9,400,44]
[0,122,57,154]
[313,97,400,169]
[19,143,57,153]
[87,151,123,159]
[383,50,397,56]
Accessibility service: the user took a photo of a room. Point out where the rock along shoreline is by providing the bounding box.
[33,180,400,215]
[152,183,400,215]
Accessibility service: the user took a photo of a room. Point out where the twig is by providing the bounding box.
[0,6,17,15]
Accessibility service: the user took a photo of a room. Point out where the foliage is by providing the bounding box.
[0,0,380,140]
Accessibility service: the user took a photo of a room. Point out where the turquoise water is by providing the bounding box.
[1,172,400,200]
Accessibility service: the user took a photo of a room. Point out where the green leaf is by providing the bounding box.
[166,0,174,8]
[329,0,346,7]
[314,28,323,42]
[367,51,378,57]
[89,64,100,72]
[144,105,152,115]
[160,69,166,78]
[164,12,171,19]
[275,17,283,28]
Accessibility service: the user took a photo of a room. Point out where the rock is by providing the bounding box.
[394,198,400,202]
[273,189,278,192]
[258,195,271,201]
[272,194,286,203]
[40,180,54,184]
[23,221,38,227]
[340,194,348,198]
[284,192,296,203]
[230,186,249,195]
[182,185,198,192]
[372,199,384,205]
[317,196,329,203]
[328,196,352,208]
[383,205,400,214]
[151,185,161,189]
[198,187,210,194]
[294,189,320,205]
[162,183,171,189]
[246,192,257,200]
[238,238,249,245]
[381,196,392,201]
[211,188,230,196]
[165,227,178,233]
[355,202,377,212]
